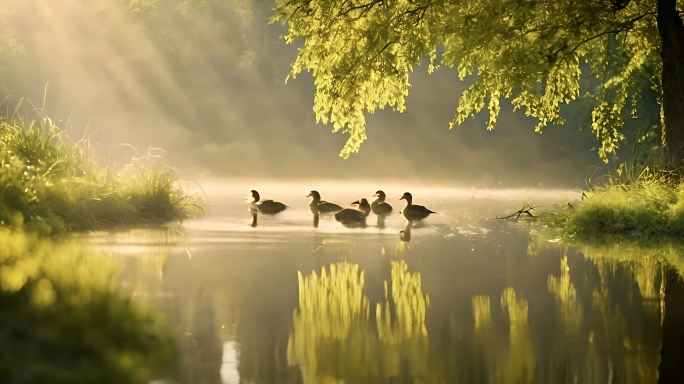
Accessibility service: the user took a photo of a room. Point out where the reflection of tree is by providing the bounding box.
[528,229,674,382]
[376,261,430,380]
[548,255,582,334]
[287,262,371,383]
[378,260,428,340]
[541,242,665,383]
[469,294,498,383]
[588,259,660,384]
[472,295,491,331]
[497,288,535,384]
[287,260,431,383]
[469,288,535,384]
[659,266,684,383]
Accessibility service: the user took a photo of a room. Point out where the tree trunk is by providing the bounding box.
[658,0,684,168]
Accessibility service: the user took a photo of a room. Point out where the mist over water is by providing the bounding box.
[1,0,603,187]
[80,180,672,384]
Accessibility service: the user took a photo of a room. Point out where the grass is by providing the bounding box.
[547,165,684,241]
[0,104,202,235]
[0,228,175,384]
[0,102,192,381]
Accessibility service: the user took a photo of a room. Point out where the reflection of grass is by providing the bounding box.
[0,228,173,383]
[574,238,684,279]
[0,108,201,235]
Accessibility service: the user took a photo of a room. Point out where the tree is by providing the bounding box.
[272,0,684,167]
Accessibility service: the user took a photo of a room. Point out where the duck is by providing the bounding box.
[249,190,287,214]
[400,192,435,221]
[353,198,371,215]
[307,190,343,215]
[335,198,370,224]
[371,190,393,215]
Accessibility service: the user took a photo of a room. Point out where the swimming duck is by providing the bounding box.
[353,198,371,215]
[371,190,393,215]
[335,198,370,224]
[400,192,435,221]
[250,190,287,214]
[307,190,343,215]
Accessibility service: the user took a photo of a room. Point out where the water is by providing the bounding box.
[82,181,681,384]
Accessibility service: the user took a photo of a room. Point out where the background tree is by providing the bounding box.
[272,0,684,167]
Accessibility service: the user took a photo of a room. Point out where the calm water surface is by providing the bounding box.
[83,181,681,384]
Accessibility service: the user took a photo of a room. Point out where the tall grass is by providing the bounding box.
[0,105,201,235]
[550,165,684,240]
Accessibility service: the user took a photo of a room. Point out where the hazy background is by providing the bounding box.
[0,0,610,188]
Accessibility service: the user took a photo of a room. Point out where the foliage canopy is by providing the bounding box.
[272,0,676,161]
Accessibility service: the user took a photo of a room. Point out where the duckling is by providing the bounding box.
[400,192,435,221]
[371,190,393,215]
[250,190,287,214]
[335,198,370,224]
[307,190,343,215]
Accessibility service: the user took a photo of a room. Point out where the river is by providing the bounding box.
[82,180,680,384]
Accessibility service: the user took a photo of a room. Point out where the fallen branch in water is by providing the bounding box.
[497,203,538,219]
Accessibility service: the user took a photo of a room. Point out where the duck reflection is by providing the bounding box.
[250,210,258,227]
[376,213,387,228]
[400,220,412,242]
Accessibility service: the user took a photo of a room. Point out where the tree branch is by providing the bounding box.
[497,204,538,219]
[339,0,383,17]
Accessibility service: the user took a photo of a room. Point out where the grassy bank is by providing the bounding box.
[0,108,194,381]
[0,110,201,235]
[549,167,684,240]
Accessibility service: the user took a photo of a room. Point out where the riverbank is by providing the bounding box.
[0,109,200,382]
[0,111,202,235]
[546,167,684,240]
